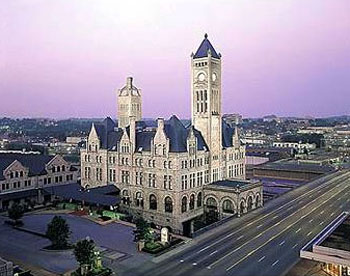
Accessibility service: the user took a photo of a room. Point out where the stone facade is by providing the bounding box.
[80,35,262,234]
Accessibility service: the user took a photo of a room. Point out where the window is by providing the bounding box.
[181,196,187,213]
[122,171,130,184]
[135,192,143,208]
[164,197,173,213]
[189,194,195,210]
[149,194,157,210]
[197,192,202,207]
[62,165,65,172]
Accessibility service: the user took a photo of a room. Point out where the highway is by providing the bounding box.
[123,170,350,276]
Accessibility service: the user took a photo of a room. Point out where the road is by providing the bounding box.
[123,170,350,276]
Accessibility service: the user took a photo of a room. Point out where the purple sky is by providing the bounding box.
[1,0,349,119]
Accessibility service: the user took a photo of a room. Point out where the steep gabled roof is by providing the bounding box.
[0,153,55,180]
[164,115,188,152]
[193,34,221,59]
[93,117,120,149]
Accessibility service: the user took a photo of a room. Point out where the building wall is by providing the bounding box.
[0,155,78,210]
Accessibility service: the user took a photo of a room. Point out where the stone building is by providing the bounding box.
[0,153,78,210]
[80,34,263,234]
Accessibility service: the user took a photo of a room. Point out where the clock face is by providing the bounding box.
[198,73,205,81]
[212,73,217,81]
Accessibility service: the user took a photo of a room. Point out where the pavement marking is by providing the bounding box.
[320,221,325,225]
[183,173,349,264]
[307,231,313,237]
[272,260,279,267]
[292,243,298,249]
[237,235,244,240]
[279,240,285,246]
[296,228,302,233]
[209,250,218,256]
[258,256,265,262]
[222,181,350,271]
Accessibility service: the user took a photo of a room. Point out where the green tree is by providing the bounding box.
[133,217,152,242]
[73,239,96,268]
[46,216,70,249]
[8,203,24,225]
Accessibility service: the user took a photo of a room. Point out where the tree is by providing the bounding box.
[8,203,24,225]
[133,217,153,242]
[74,239,96,269]
[46,216,70,249]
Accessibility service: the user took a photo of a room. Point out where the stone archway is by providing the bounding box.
[256,193,262,208]
[222,199,236,215]
[240,200,246,214]
[205,196,219,223]
[247,195,254,211]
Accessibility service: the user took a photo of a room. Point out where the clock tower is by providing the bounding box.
[191,34,222,181]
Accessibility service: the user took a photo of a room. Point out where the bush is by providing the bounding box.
[142,242,164,254]
[8,203,24,226]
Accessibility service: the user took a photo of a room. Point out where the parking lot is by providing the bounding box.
[0,213,151,275]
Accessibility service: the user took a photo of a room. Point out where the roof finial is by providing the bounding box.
[204,33,208,39]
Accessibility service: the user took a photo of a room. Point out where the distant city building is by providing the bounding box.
[263,115,280,123]
[80,34,263,235]
[272,142,316,151]
[223,113,243,126]
[66,136,86,145]
[0,153,78,210]
[253,160,335,182]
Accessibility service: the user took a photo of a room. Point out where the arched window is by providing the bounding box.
[181,196,187,213]
[222,200,235,214]
[247,196,253,211]
[135,192,143,208]
[122,190,130,205]
[206,197,217,208]
[197,192,202,207]
[164,196,173,213]
[149,194,157,210]
[189,194,195,210]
